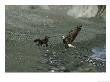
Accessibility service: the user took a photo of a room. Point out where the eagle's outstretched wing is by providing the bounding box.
[65,25,82,43]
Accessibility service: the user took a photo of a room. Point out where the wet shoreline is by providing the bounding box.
[5,6,106,72]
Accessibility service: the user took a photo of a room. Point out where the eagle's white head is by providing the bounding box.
[62,35,65,39]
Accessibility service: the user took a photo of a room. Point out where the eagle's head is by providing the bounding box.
[76,25,82,31]
[62,35,65,39]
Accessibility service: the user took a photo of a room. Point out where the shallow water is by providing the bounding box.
[90,47,106,61]
[5,6,106,72]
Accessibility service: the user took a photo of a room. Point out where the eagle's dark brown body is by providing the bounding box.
[63,25,82,48]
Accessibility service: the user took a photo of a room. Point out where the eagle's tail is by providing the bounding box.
[68,44,75,48]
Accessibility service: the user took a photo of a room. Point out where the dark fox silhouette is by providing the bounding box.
[34,36,50,47]
[62,25,82,48]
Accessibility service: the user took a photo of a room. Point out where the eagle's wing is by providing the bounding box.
[66,29,75,40]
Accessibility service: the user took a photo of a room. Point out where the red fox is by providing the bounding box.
[34,36,50,47]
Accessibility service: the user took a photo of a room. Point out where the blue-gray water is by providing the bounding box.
[90,47,106,61]
[5,6,106,72]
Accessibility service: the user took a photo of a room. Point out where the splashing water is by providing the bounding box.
[90,47,106,61]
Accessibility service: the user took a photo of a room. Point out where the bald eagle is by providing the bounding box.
[62,25,82,48]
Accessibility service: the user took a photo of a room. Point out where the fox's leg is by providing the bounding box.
[40,43,43,46]
[38,42,40,46]
[45,43,48,47]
